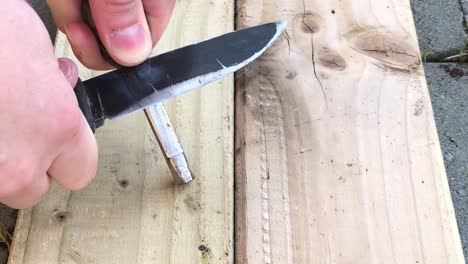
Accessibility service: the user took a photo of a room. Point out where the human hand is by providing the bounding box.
[47,0,176,70]
[0,0,97,208]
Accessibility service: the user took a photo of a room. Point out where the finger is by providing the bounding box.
[46,0,81,32]
[143,0,176,46]
[48,115,98,191]
[64,22,113,70]
[89,0,152,66]
[47,0,113,70]
[0,177,50,209]
[48,59,98,190]
[0,162,51,209]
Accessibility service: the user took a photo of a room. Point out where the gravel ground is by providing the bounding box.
[411,0,467,60]
[424,63,468,258]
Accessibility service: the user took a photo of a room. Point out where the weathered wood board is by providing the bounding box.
[235,0,465,263]
[9,1,234,263]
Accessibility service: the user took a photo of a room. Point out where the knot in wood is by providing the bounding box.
[294,12,322,34]
[349,30,420,71]
[319,51,347,71]
[301,13,321,34]
[52,210,71,223]
[118,179,129,189]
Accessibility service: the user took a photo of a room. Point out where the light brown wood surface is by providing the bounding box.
[9,1,234,263]
[235,0,464,263]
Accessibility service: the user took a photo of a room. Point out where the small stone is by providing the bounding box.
[445,151,455,162]
[457,189,466,196]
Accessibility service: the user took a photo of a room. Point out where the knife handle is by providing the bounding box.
[74,78,105,133]
[76,0,117,133]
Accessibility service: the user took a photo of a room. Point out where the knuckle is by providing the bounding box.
[50,102,83,144]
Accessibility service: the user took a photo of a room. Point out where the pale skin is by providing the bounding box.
[0,0,175,209]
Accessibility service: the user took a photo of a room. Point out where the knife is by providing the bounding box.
[73,20,286,131]
[80,1,196,184]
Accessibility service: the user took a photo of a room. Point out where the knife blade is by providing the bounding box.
[74,21,287,132]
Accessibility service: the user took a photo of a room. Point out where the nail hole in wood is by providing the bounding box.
[199,245,207,251]
[119,179,129,188]
[52,210,70,223]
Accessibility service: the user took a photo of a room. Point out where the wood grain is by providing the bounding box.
[235,0,464,263]
[9,1,234,263]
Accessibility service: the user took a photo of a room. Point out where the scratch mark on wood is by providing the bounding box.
[260,107,272,264]
[311,35,328,109]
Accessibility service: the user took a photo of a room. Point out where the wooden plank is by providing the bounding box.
[235,0,464,263]
[9,1,234,263]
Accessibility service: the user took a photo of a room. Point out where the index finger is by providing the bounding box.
[47,0,113,70]
[142,0,176,46]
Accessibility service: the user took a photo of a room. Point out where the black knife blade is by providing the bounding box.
[74,21,287,132]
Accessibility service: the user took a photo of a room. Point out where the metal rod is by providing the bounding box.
[144,104,193,184]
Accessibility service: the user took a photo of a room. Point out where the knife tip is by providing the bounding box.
[275,20,288,32]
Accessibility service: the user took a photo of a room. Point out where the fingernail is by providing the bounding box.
[58,58,73,78]
[57,58,78,86]
[109,24,151,65]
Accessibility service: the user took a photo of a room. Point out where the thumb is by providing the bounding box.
[57,58,78,87]
[89,0,152,66]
